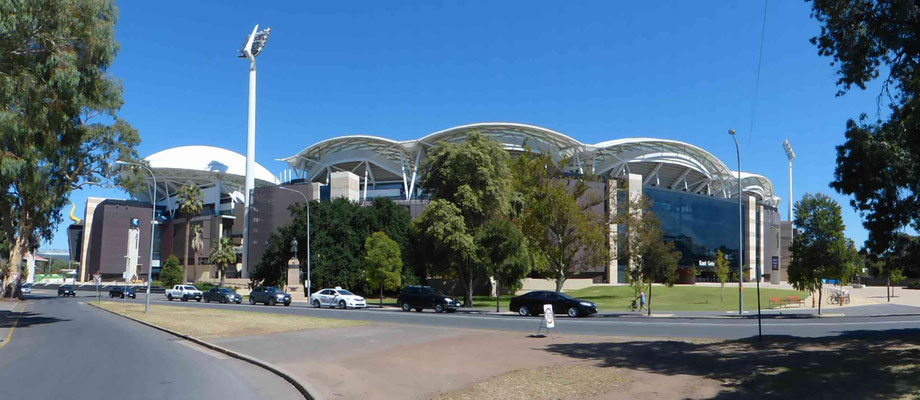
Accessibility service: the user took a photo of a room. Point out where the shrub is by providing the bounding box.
[160,255,184,288]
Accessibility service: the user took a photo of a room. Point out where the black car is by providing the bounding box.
[509,290,597,318]
[204,288,243,304]
[109,286,136,299]
[58,285,76,297]
[249,286,291,306]
[396,285,461,313]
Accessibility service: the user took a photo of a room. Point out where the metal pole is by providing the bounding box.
[242,56,256,280]
[730,131,743,315]
[117,160,157,313]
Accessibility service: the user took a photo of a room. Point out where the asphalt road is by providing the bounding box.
[61,289,920,340]
[0,293,303,400]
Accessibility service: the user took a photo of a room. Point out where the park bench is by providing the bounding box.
[785,296,804,307]
[768,296,783,308]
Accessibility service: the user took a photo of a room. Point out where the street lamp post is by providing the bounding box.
[729,130,744,316]
[116,160,157,313]
[238,25,271,280]
[277,186,311,297]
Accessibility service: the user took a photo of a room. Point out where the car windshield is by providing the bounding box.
[220,289,234,293]
[427,288,446,297]
[337,290,354,296]
[265,287,277,292]
[183,286,197,290]
[557,292,573,299]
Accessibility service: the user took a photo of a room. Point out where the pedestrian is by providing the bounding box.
[639,290,647,311]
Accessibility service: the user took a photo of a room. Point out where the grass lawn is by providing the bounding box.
[95,301,364,338]
[566,285,809,312]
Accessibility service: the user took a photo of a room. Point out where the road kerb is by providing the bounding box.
[87,302,316,400]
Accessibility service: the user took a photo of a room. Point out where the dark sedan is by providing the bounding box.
[58,285,76,297]
[204,288,243,304]
[109,286,136,299]
[249,286,291,306]
[509,290,597,318]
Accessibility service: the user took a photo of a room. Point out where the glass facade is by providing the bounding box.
[644,188,744,280]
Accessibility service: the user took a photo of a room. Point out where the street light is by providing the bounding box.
[238,24,271,280]
[276,186,311,297]
[729,130,744,316]
[116,160,157,313]
[783,139,795,226]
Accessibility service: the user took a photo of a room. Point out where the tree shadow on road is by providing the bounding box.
[543,329,920,399]
[0,310,69,329]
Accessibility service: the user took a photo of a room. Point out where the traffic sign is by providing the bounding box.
[543,304,555,329]
[93,274,102,284]
[122,271,131,280]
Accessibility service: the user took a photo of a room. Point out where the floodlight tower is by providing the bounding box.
[238,25,271,278]
[783,140,796,224]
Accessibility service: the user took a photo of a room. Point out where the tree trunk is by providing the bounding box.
[555,269,566,293]
[839,283,844,306]
[219,266,225,287]
[2,235,26,299]
[380,283,384,307]
[184,220,190,282]
[496,282,501,312]
[647,282,652,316]
[887,274,891,302]
[463,273,474,308]
[720,284,724,303]
[817,286,823,315]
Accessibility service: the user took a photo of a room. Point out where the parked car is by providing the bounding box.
[249,286,291,306]
[509,290,597,318]
[58,285,76,297]
[204,287,243,304]
[165,285,202,302]
[310,287,366,309]
[21,283,31,294]
[109,286,136,299]
[396,285,461,313]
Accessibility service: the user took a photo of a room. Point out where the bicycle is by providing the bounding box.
[827,290,851,305]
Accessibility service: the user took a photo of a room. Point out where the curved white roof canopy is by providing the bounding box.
[279,122,778,207]
[135,145,278,204]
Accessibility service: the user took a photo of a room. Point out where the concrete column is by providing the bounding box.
[746,196,757,282]
[627,173,643,278]
[606,178,618,284]
[286,258,301,297]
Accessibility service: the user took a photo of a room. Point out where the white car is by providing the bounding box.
[310,287,366,309]
[21,283,32,294]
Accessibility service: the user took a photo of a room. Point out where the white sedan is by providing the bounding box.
[310,287,366,309]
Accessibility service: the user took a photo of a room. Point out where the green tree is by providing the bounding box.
[636,211,680,316]
[364,231,403,306]
[208,236,236,288]
[510,151,607,292]
[160,255,184,288]
[714,249,730,303]
[476,218,531,312]
[810,0,920,256]
[417,132,512,305]
[0,0,140,297]
[415,200,479,306]
[788,193,851,315]
[175,182,203,271]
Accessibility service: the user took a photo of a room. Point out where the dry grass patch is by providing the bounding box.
[429,364,628,400]
[96,302,364,338]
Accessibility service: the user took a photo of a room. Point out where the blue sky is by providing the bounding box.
[48,0,884,250]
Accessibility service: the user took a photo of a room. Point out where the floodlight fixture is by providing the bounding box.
[783,139,796,162]
[238,25,272,59]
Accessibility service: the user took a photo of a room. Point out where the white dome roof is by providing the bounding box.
[145,145,278,185]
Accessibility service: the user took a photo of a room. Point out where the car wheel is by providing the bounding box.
[167,294,173,301]
[121,294,125,299]
[284,301,291,307]
[313,299,321,308]
[220,297,227,304]
[519,306,530,316]
[205,297,211,303]
[196,298,201,302]
[181,297,188,302]
[338,300,346,309]
[236,300,242,304]
[434,303,444,313]
[249,297,256,305]
[268,297,276,306]
[567,307,579,318]
[415,308,423,312]
[401,302,411,312]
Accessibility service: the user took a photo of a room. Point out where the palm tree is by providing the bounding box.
[190,224,204,269]
[175,182,204,273]
[209,236,237,287]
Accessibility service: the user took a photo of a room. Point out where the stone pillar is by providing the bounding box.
[330,171,360,201]
[606,178,618,284]
[746,196,757,282]
[287,258,301,296]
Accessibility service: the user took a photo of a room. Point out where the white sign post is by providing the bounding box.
[534,304,556,337]
[122,271,131,303]
[94,274,102,303]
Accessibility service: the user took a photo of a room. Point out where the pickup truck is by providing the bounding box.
[166,285,202,302]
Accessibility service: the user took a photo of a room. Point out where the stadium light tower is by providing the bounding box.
[238,25,271,279]
[783,140,796,224]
